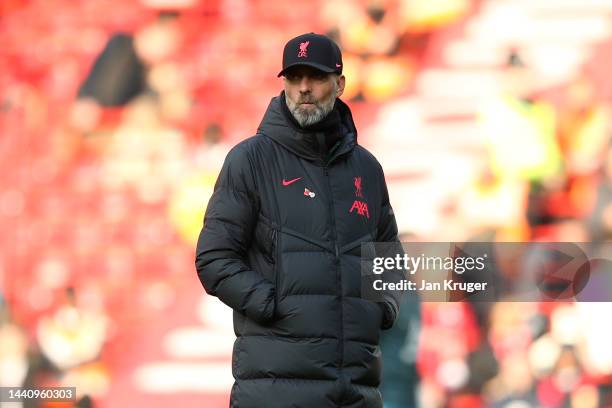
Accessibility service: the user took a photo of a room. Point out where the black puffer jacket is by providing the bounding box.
[195,93,400,407]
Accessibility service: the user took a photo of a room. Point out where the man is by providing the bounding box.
[195,33,401,407]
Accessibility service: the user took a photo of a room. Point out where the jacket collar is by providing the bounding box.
[257,91,358,166]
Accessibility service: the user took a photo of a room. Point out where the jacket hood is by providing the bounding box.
[257,91,358,165]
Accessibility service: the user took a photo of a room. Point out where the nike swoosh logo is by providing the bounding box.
[336,64,342,68]
[282,177,302,186]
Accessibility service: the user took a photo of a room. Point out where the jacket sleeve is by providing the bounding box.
[195,144,276,324]
[376,164,403,330]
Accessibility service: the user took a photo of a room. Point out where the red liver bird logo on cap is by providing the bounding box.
[298,41,309,58]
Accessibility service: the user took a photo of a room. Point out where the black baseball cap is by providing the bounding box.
[277,33,343,77]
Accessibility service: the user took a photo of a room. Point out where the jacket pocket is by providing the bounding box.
[263,226,276,265]
[272,228,280,304]
[254,214,275,264]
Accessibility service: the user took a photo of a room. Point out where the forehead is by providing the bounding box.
[283,65,331,78]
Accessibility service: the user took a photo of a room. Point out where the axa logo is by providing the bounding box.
[298,41,309,58]
[350,176,368,218]
[349,200,369,218]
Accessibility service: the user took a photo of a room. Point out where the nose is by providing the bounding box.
[298,76,312,93]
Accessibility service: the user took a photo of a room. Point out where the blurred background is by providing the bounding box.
[1,0,612,406]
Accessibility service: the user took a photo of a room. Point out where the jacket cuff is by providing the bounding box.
[379,301,398,330]
[245,285,276,325]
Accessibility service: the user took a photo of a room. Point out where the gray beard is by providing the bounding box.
[285,91,337,127]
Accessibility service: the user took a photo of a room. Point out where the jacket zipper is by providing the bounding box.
[323,165,344,379]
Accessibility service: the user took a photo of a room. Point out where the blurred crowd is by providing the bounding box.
[1,0,611,407]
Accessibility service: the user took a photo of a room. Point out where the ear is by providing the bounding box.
[336,75,346,98]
